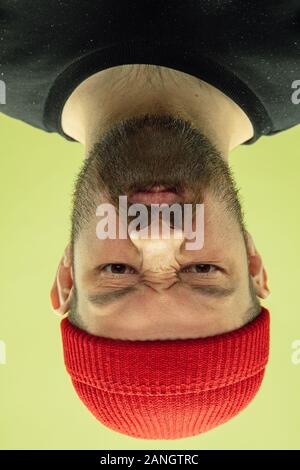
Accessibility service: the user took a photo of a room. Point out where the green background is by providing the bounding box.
[0,113,299,450]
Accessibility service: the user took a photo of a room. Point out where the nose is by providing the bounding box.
[129,221,185,277]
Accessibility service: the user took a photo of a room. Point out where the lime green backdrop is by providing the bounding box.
[0,113,299,450]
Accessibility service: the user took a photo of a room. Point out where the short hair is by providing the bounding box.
[70,113,245,244]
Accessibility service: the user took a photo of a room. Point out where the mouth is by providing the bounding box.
[128,185,183,204]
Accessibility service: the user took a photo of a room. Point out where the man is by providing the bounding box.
[1,1,299,439]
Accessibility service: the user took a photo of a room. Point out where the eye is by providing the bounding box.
[181,264,218,274]
[102,264,137,275]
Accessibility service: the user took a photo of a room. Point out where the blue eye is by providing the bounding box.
[102,264,136,274]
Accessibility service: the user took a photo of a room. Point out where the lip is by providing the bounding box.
[129,191,181,204]
[128,186,182,204]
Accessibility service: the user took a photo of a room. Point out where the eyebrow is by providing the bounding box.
[191,285,236,298]
[87,283,235,308]
[87,286,137,306]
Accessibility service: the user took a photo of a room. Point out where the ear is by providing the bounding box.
[50,243,74,315]
[245,232,270,299]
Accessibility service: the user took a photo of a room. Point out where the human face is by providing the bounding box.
[54,114,269,339]
[70,190,259,340]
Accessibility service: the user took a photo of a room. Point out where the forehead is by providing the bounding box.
[73,278,252,340]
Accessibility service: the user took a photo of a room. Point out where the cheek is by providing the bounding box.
[75,233,137,268]
[203,206,243,244]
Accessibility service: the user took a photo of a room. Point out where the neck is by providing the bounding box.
[61,64,254,159]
